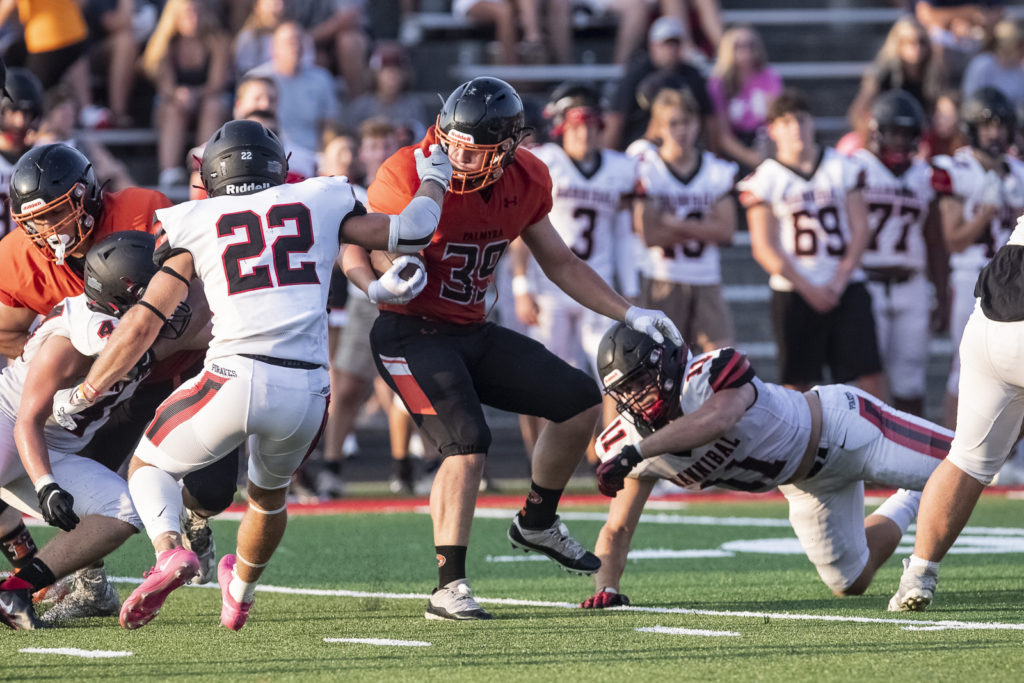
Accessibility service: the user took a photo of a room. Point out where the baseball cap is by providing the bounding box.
[649,16,686,44]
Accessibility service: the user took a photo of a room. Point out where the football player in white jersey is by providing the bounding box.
[582,323,952,608]
[931,87,1024,427]
[854,90,941,417]
[0,232,188,629]
[631,87,737,352]
[51,119,449,632]
[890,215,1024,612]
[0,66,43,242]
[739,89,886,398]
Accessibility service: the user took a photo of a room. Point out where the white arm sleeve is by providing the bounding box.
[388,195,441,253]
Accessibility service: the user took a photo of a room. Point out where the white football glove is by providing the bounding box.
[624,305,684,346]
[367,255,428,305]
[52,384,95,431]
[979,170,1002,208]
[414,143,453,192]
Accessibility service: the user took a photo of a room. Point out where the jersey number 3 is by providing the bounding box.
[218,203,319,295]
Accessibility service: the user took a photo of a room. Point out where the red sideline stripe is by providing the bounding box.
[858,397,950,459]
[146,372,227,446]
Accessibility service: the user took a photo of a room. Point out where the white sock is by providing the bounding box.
[229,566,258,603]
[908,553,941,574]
[871,488,921,533]
[129,466,184,544]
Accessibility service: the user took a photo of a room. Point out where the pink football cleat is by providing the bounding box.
[119,547,199,630]
[218,554,253,631]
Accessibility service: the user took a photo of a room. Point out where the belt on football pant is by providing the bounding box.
[864,267,916,284]
[783,390,824,484]
[240,354,322,370]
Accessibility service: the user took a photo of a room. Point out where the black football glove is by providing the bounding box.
[580,589,630,609]
[596,445,643,497]
[37,483,79,532]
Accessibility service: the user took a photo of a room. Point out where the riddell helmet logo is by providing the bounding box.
[448,129,475,144]
[20,198,45,213]
[602,369,623,386]
[225,182,271,194]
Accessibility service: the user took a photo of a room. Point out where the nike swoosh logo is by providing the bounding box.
[0,594,16,614]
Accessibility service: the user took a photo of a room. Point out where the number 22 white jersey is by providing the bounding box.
[738,147,865,291]
[528,143,638,300]
[632,149,737,285]
[853,150,934,272]
[155,176,360,366]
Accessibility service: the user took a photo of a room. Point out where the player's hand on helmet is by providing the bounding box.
[36,480,79,532]
[52,384,96,431]
[414,143,453,192]
[367,255,427,305]
[580,588,630,609]
[596,444,643,497]
[624,306,683,346]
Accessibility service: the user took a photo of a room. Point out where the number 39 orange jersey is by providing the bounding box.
[368,127,553,324]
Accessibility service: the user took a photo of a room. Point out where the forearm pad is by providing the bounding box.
[388,195,441,253]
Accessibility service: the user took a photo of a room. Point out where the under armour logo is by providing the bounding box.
[503,196,518,208]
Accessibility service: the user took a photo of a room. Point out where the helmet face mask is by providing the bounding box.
[544,82,604,139]
[962,87,1016,159]
[1,67,43,147]
[9,144,102,264]
[869,90,924,175]
[436,77,526,194]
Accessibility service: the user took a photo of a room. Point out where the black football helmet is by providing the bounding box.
[1,67,43,144]
[596,322,688,432]
[10,143,103,264]
[435,77,527,194]
[544,81,604,137]
[200,119,287,197]
[869,90,925,175]
[84,231,158,317]
[962,87,1015,158]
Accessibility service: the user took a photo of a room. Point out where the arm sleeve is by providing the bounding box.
[707,349,756,392]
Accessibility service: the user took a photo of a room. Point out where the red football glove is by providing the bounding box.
[580,589,630,609]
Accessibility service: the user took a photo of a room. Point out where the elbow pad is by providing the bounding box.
[388,195,441,253]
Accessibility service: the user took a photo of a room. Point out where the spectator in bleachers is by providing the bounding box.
[286,0,369,98]
[142,0,230,188]
[232,0,291,81]
[848,16,940,147]
[319,125,361,181]
[707,24,781,173]
[681,0,723,69]
[961,19,1024,109]
[605,15,716,151]
[233,74,278,118]
[573,0,678,65]
[916,0,1002,88]
[921,90,967,158]
[454,0,572,65]
[631,87,736,353]
[82,0,156,128]
[249,21,339,158]
[340,43,427,147]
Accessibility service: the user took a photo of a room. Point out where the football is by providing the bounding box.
[369,250,424,280]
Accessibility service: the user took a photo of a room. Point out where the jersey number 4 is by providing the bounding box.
[218,203,319,295]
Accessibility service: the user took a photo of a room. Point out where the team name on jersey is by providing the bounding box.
[460,229,503,240]
[669,435,742,488]
[554,186,622,205]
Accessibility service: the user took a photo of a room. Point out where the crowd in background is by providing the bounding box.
[1,0,1023,498]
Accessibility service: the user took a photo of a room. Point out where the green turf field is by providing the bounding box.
[6,495,1024,682]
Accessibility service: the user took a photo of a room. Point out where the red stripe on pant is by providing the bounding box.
[858,397,950,459]
[145,371,228,447]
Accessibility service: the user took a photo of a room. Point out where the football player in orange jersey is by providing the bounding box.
[344,77,681,620]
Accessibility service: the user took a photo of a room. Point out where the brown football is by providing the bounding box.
[369,250,423,280]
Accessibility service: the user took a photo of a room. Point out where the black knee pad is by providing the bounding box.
[182,448,240,514]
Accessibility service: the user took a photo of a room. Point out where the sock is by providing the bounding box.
[0,522,37,569]
[518,482,563,530]
[2,557,56,591]
[392,457,413,482]
[435,545,467,587]
[323,460,342,476]
[908,553,941,574]
[229,565,258,604]
[872,488,921,533]
[129,466,185,543]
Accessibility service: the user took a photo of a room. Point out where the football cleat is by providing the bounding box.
[888,557,938,612]
[218,554,253,631]
[425,580,492,620]
[119,547,199,630]
[40,566,120,624]
[0,587,45,630]
[181,509,216,585]
[508,514,601,575]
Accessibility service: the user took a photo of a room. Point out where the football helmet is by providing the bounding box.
[544,81,604,137]
[962,87,1015,158]
[435,77,527,194]
[84,231,159,317]
[200,119,287,197]
[1,67,43,144]
[10,144,103,264]
[869,89,924,175]
[596,322,688,432]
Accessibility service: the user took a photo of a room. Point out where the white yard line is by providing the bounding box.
[19,648,132,658]
[323,638,431,647]
[107,576,1024,632]
[638,626,741,637]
